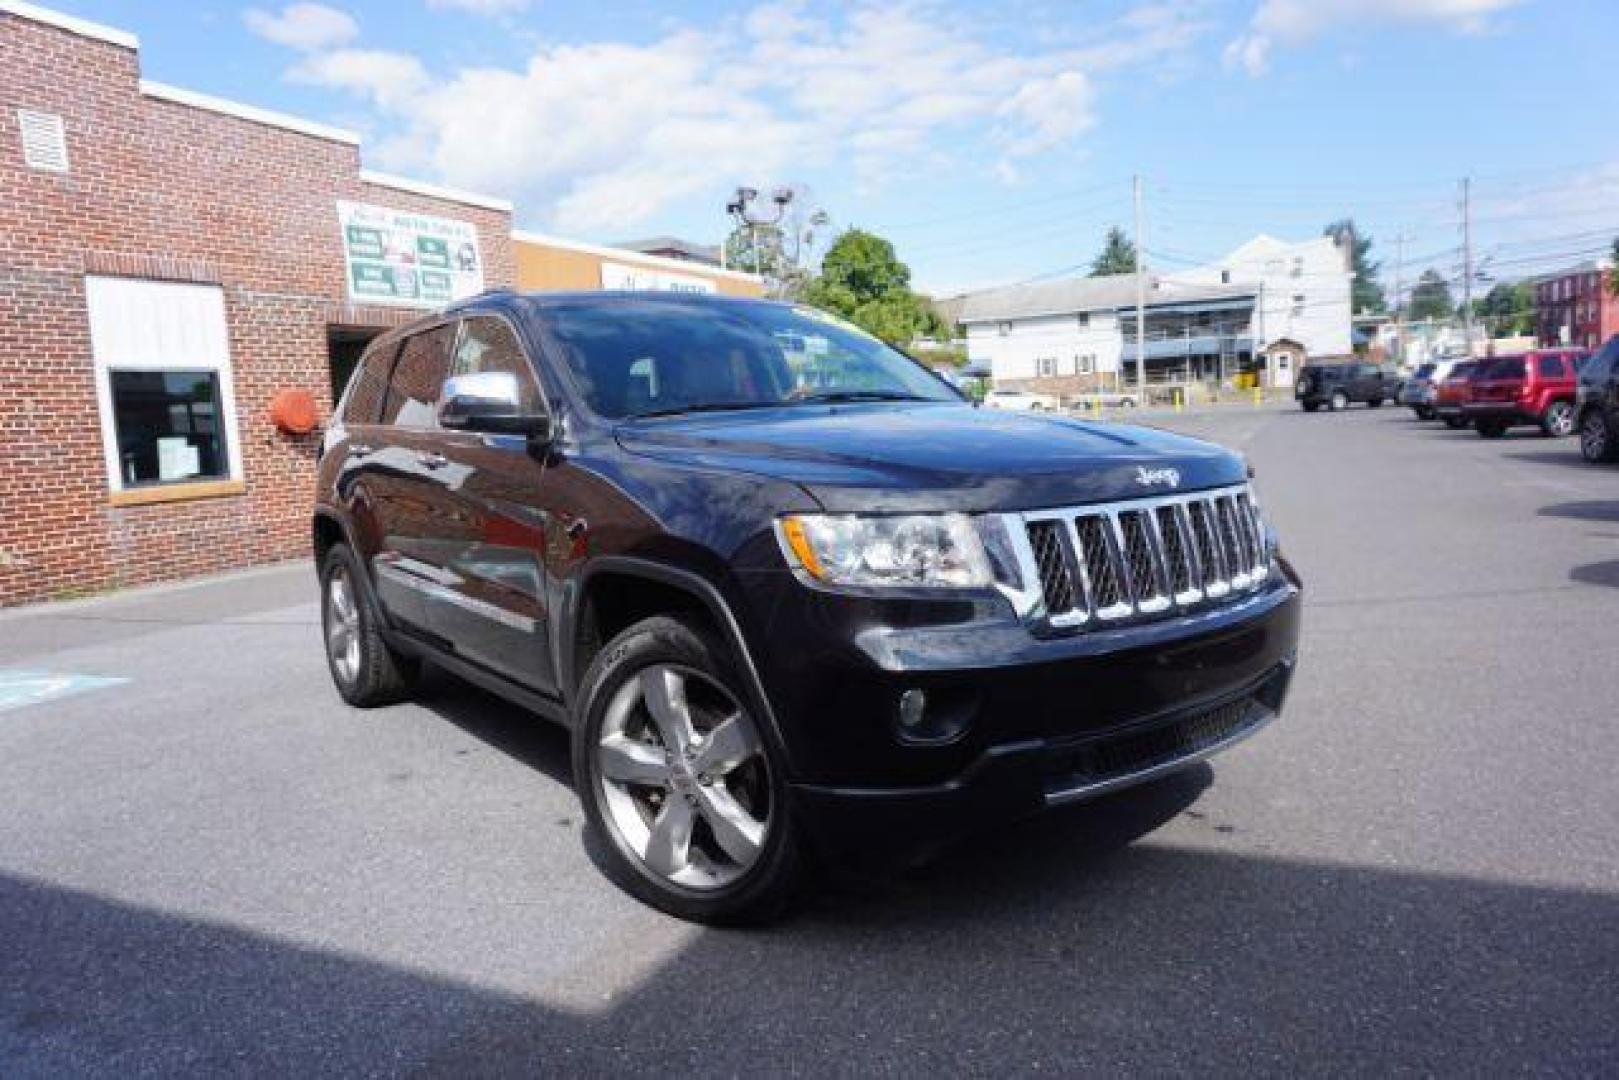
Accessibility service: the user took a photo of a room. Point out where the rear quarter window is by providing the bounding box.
[1537,356,1566,378]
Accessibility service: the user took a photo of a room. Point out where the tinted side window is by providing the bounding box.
[1355,364,1378,379]
[450,316,543,413]
[1538,356,1564,378]
[382,324,456,427]
[342,339,398,424]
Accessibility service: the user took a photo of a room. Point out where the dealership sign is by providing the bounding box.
[338,201,485,307]
[601,261,717,295]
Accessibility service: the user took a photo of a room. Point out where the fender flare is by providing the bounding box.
[561,555,792,772]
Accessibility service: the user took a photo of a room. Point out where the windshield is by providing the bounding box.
[541,298,961,419]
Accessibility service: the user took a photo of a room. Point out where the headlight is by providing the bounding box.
[776,513,994,589]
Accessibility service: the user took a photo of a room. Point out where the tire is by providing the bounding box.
[1414,405,1435,421]
[1540,399,1575,438]
[320,543,420,707]
[1329,390,1349,412]
[1442,416,1468,430]
[1301,402,1320,413]
[1476,420,1508,439]
[573,615,802,925]
[1368,397,1383,409]
[1579,409,1619,463]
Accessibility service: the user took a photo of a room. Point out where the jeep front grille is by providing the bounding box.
[1006,484,1270,631]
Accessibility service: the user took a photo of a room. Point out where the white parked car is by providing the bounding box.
[1072,390,1140,410]
[984,388,1060,412]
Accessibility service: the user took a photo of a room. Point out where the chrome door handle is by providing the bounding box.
[348,442,375,457]
[418,452,449,470]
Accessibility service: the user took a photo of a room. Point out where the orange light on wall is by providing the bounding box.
[268,389,319,435]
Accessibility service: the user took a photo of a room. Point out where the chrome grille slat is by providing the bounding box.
[1013,484,1269,632]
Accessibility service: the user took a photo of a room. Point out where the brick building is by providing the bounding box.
[1535,263,1618,350]
[1,2,517,607]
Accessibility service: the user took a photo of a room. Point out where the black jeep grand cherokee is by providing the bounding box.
[314,291,1301,923]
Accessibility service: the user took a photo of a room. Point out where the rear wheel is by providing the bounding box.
[574,615,802,924]
[1302,402,1320,413]
[320,543,419,707]
[1476,419,1508,439]
[1580,409,1619,462]
[1541,400,1575,438]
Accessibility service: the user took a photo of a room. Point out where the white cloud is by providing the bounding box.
[275,1,1212,232]
[426,0,532,14]
[1226,0,1522,75]
[242,3,357,52]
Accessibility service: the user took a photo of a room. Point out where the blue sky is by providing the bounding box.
[40,0,1619,296]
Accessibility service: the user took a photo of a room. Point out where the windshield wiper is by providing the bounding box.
[795,390,928,404]
[630,401,783,420]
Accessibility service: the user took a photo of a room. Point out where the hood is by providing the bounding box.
[614,402,1245,513]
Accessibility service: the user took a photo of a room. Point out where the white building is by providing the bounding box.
[958,234,1352,393]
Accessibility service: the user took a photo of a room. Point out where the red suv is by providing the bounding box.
[1433,360,1482,429]
[1463,348,1588,439]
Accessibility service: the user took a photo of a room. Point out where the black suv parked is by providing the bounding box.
[1295,362,1396,412]
[1576,336,1619,463]
[314,292,1302,922]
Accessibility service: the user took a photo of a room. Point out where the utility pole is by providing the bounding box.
[1133,174,1146,393]
[1461,177,1475,356]
[1391,231,1409,365]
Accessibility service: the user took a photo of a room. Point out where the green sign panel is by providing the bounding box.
[337,200,484,308]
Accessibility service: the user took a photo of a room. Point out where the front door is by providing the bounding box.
[419,315,559,695]
[364,322,459,634]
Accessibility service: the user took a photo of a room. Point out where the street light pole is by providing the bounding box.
[1133,174,1147,394]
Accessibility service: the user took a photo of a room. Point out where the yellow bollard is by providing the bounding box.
[1252,386,1262,408]
[1174,389,1183,412]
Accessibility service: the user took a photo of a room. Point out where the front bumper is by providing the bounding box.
[742,562,1303,864]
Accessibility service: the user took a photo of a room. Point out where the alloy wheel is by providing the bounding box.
[325,567,361,686]
[595,664,771,892]
[1581,413,1608,460]
[1546,401,1575,437]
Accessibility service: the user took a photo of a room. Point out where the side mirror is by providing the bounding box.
[439,371,552,441]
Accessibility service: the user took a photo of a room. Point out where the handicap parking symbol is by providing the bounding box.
[0,670,128,713]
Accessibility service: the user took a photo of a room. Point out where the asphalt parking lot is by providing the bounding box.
[2,404,1617,1076]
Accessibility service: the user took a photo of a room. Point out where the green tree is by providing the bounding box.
[801,228,945,345]
[1089,226,1138,277]
[1407,269,1454,322]
[1324,218,1386,314]
[1477,281,1534,337]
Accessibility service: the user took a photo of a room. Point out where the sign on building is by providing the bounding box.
[337,201,485,307]
[601,261,717,295]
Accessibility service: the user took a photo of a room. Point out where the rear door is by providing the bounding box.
[420,314,560,693]
[1353,363,1381,401]
[364,322,458,633]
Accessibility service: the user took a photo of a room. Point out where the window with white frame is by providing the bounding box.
[998,321,1013,336]
[1037,357,1057,377]
[1076,353,1094,374]
[84,277,243,491]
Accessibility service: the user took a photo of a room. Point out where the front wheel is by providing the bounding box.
[1541,400,1575,438]
[1329,390,1349,412]
[1580,409,1619,462]
[573,616,802,924]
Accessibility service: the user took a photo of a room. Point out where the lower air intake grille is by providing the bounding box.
[1049,694,1261,795]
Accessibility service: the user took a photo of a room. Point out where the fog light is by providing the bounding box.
[897,689,927,730]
